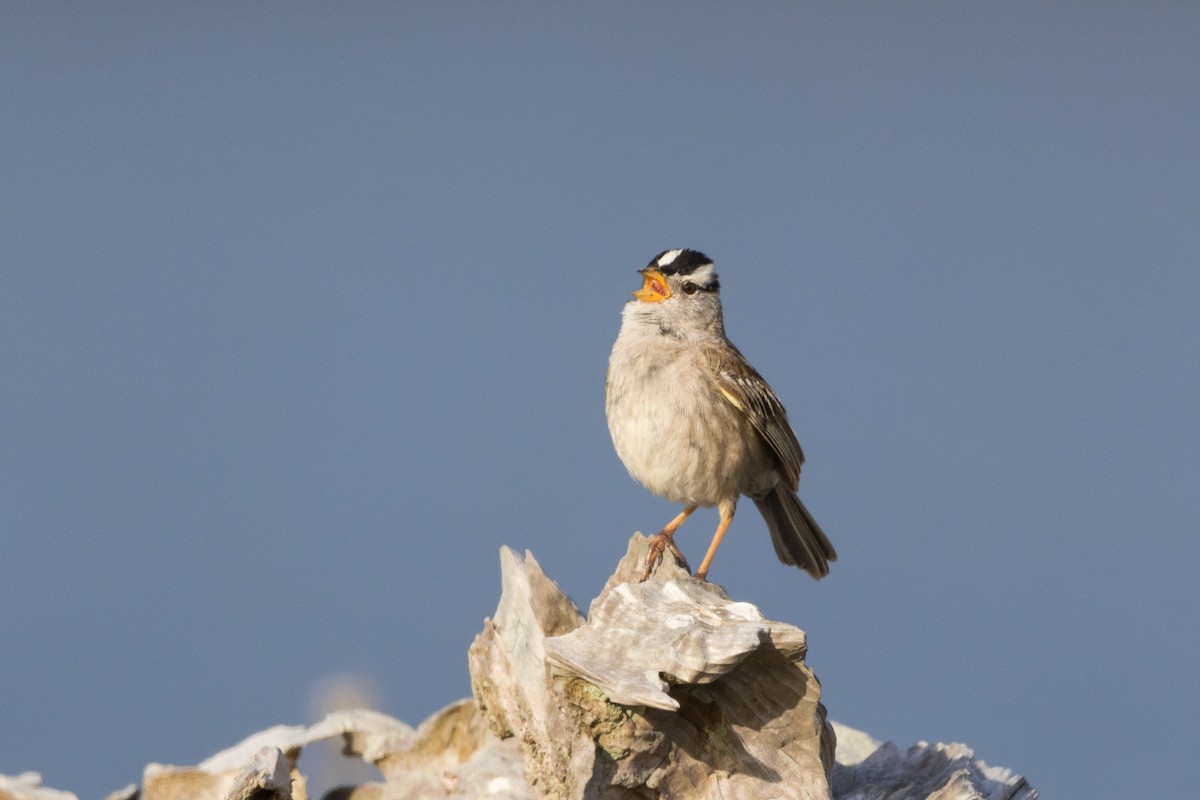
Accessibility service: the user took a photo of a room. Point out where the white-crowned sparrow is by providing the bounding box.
[605,248,836,582]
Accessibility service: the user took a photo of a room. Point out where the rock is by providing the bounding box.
[133,700,523,800]
[349,699,526,799]
[3,535,1036,800]
[468,534,834,799]
[0,773,78,800]
[225,748,293,800]
[830,721,1036,800]
[829,722,883,766]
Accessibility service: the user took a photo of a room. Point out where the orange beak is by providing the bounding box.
[633,269,671,303]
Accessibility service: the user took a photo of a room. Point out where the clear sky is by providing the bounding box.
[3,4,1197,798]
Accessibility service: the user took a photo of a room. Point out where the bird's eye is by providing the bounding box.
[682,282,698,295]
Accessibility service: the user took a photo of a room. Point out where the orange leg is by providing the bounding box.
[640,505,698,581]
[694,509,735,581]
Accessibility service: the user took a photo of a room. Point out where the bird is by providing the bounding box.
[605,248,836,582]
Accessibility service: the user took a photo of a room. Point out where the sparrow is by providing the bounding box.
[605,248,836,581]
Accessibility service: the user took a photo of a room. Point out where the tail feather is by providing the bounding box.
[754,486,837,580]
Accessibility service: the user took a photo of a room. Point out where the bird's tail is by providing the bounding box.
[754,486,837,580]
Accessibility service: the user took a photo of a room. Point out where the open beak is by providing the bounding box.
[633,269,671,303]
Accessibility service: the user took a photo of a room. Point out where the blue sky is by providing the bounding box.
[3,4,1197,798]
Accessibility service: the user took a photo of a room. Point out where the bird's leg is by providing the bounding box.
[641,504,698,581]
[694,505,736,581]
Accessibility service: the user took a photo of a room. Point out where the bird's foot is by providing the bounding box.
[640,530,691,582]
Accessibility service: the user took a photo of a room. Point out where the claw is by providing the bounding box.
[667,541,691,573]
[640,530,691,581]
[639,538,664,582]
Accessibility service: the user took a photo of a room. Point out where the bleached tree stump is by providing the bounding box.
[468,534,835,800]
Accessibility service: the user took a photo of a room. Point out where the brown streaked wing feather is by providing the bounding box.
[705,342,805,490]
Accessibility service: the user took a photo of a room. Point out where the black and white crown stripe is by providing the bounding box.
[649,248,720,292]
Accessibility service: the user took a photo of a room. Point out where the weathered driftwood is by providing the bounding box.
[468,534,835,799]
[3,534,1037,800]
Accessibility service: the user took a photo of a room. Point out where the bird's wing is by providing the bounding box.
[706,341,805,491]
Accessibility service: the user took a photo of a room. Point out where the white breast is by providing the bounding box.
[605,318,769,506]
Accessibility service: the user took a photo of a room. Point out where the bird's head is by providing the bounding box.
[628,248,724,338]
